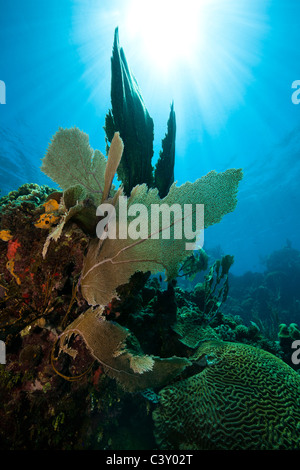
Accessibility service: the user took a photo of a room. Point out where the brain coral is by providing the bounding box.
[153,340,300,450]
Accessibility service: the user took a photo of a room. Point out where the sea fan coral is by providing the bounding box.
[41,127,123,206]
[81,169,243,306]
[41,122,242,308]
[57,306,191,392]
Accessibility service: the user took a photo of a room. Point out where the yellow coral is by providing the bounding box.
[0,229,13,241]
[34,213,60,229]
[6,260,21,285]
[43,198,60,213]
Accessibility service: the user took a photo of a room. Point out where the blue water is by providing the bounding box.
[0,0,300,276]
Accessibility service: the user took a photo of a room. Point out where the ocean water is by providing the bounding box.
[0,0,300,454]
[1,0,300,453]
[1,0,300,276]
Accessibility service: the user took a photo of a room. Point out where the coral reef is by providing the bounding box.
[223,242,300,348]
[1,30,298,452]
[0,191,299,449]
[0,183,54,209]
[198,244,300,372]
[0,184,88,341]
[0,124,244,450]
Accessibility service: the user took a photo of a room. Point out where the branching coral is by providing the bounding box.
[178,248,208,281]
[203,254,234,321]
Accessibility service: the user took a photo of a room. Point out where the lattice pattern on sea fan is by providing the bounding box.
[81,168,243,306]
[41,127,124,206]
[58,306,191,392]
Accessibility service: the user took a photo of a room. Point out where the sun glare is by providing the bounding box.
[72,0,270,133]
[124,0,206,72]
